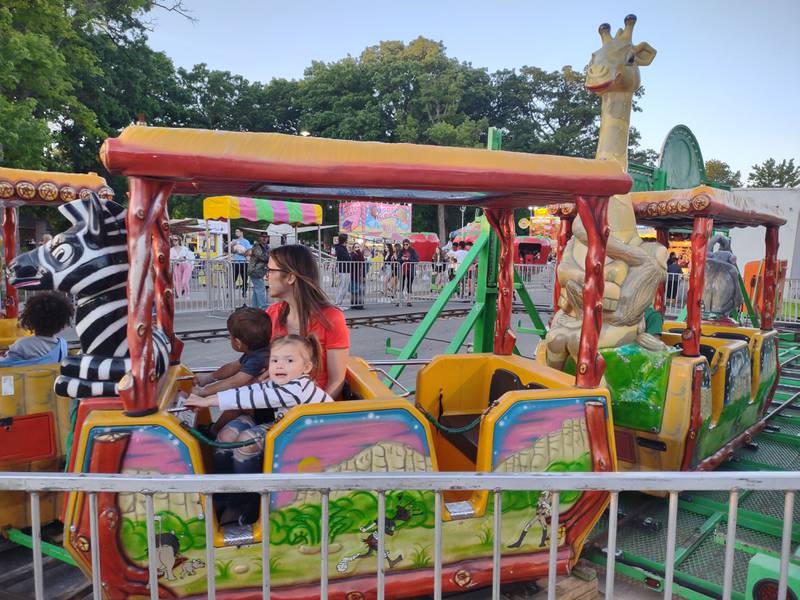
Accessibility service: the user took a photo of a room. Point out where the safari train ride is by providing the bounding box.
[0,13,797,600]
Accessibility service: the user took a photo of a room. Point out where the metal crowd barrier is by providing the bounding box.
[1,470,797,600]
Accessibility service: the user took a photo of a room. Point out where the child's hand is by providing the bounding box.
[256,371,270,383]
[194,373,214,386]
[183,393,218,409]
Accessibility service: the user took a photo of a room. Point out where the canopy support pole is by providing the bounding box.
[553,215,573,312]
[574,195,609,389]
[119,177,173,417]
[317,224,322,254]
[484,208,516,355]
[3,207,18,319]
[683,217,713,357]
[654,227,670,315]
[761,225,779,331]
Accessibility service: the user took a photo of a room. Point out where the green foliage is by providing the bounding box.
[477,524,494,548]
[215,559,234,580]
[409,544,432,568]
[705,159,742,187]
[2,5,660,234]
[269,490,434,546]
[748,158,800,188]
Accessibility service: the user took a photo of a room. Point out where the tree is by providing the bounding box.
[705,159,742,187]
[748,158,800,188]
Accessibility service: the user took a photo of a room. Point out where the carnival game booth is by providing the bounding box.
[51,124,630,598]
[406,231,439,261]
[0,167,114,531]
[546,186,785,473]
[452,222,551,263]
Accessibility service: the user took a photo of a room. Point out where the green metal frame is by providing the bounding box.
[385,128,547,385]
[6,527,78,566]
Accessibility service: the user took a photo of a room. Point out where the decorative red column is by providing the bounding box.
[119,178,173,417]
[484,208,517,355]
[653,228,669,314]
[553,216,574,311]
[574,196,609,388]
[682,217,712,357]
[761,225,779,330]
[152,203,183,364]
[3,207,18,319]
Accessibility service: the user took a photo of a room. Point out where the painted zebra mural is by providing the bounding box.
[8,193,170,398]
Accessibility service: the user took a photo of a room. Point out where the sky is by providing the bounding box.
[146,0,800,181]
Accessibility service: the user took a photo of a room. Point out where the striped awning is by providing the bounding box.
[203,196,322,225]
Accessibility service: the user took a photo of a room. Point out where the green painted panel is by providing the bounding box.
[659,125,705,190]
[601,344,676,432]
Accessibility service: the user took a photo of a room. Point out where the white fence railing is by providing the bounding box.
[1,470,797,600]
[319,260,555,308]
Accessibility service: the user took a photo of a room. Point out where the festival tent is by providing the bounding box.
[203,196,324,251]
[450,221,482,244]
[406,232,439,261]
[451,222,551,263]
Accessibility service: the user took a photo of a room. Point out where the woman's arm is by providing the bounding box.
[325,347,349,399]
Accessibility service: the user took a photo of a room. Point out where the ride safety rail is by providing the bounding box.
[0,471,797,600]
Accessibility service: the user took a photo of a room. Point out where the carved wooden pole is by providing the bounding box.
[3,207,18,319]
[120,178,173,416]
[761,225,779,331]
[484,208,517,354]
[553,216,574,312]
[152,203,183,364]
[574,196,609,388]
[682,217,712,357]
[653,227,669,314]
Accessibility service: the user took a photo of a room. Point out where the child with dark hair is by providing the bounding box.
[0,292,73,365]
[192,307,272,397]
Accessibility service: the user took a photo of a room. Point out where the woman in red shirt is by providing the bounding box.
[265,245,350,398]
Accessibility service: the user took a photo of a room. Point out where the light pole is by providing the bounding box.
[460,206,466,228]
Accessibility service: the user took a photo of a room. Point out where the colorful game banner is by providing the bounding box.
[339,202,412,238]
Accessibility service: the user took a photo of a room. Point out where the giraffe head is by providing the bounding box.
[586,14,656,95]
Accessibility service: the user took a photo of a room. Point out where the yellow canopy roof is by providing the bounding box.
[0,167,113,207]
[100,125,631,208]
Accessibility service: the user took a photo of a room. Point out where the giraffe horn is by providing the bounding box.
[598,23,612,43]
[619,14,637,41]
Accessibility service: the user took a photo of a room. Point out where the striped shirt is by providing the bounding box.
[218,376,333,412]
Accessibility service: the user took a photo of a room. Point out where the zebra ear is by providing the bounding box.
[86,192,105,244]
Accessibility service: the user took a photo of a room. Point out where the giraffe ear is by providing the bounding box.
[633,42,657,66]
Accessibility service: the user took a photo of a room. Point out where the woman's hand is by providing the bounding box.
[184,393,218,408]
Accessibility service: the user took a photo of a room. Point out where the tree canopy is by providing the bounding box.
[705,159,742,188]
[748,158,800,188]
[11,3,762,235]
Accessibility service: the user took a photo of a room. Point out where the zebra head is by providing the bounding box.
[8,193,128,297]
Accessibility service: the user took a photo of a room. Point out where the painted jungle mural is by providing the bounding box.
[65,397,610,597]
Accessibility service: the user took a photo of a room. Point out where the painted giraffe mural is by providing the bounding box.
[544,15,668,369]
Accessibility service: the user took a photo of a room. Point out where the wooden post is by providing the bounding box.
[761,225,779,330]
[119,178,173,416]
[682,217,713,357]
[574,196,609,388]
[553,216,573,312]
[654,228,669,314]
[484,208,516,355]
[152,201,182,364]
[3,207,18,319]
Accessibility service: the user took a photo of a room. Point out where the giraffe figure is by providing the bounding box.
[545,15,668,369]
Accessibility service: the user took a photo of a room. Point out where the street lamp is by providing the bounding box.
[460,206,466,228]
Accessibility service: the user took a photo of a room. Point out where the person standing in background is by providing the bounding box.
[333,234,351,310]
[349,243,366,310]
[231,228,252,302]
[248,232,270,309]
